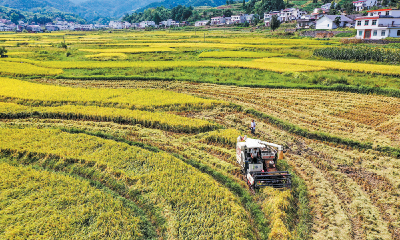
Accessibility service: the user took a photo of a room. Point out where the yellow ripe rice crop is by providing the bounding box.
[258,187,293,240]
[102,42,294,49]
[0,44,15,47]
[199,51,283,58]
[0,128,254,239]
[0,61,63,76]
[0,77,223,109]
[212,37,340,45]
[0,162,151,239]
[209,60,327,72]
[85,52,128,60]
[0,58,323,73]
[80,47,176,53]
[0,102,217,133]
[203,129,242,147]
[5,52,32,56]
[256,57,400,76]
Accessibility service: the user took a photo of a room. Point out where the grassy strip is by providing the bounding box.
[0,157,158,239]
[245,108,400,158]
[0,150,165,238]
[54,75,178,81]
[278,159,312,240]
[53,75,400,99]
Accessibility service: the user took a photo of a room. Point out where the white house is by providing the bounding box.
[279,8,307,22]
[264,12,280,26]
[264,8,306,25]
[195,20,209,27]
[160,19,176,27]
[109,21,123,29]
[355,9,400,39]
[139,21,155,28]
[245,14,256,23]
[315,15,354,29]
[26,25,42,32]
[352,0,377,11]
[210,16,226,25]
[81,24,94,31]
[0,23,7,31]
[231,14,246,23]
[297,15,317,28]
[123,22,132,29]
[225,17,233,24]
[45,24,60,31]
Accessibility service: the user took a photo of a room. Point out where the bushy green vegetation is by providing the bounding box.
[314,46,400,63]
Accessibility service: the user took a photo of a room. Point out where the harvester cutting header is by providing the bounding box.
[236,136,291,190]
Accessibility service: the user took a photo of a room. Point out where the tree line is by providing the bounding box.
[0,6,86,25]
[123,0,287,24]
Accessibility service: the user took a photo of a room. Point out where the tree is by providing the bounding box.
[243,0,246,8]
[153,12,161,24]
[313,0,318,3]
[330,1,337,15]
[344,2,354,14]
[0,47,7,57]
[254,0,285,16]
[223,9,233,17]
[10,12,19,25]
[270,14,280,31]
[333,16,341,27]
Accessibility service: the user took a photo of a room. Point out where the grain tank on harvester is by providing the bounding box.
[236,136,291,190]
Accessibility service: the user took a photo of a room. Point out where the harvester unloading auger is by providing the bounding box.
[236,136,291,190]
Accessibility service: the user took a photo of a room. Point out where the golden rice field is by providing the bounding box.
[80,47,176,53]
[0,30,399,240]
[0,77,222,109]
[0,102,218,133]
[85,52,128,60]
[0,162,154,239]
[199,51,283,58]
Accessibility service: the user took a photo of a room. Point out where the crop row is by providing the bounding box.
[256,57,400,76]
[0,161,155,239]
[80,47,176,53]
[202,128,242,147]
[1,58,325,73]
[0,127,254,239]
[0,77,223,110]
[0,102,218,133]
[0,61,62,76]
[199,51,283,59]
[85,53,128,60]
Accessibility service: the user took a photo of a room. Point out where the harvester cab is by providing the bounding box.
[236,136,291,190]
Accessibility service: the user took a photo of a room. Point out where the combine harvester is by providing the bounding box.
[236,136,291,190]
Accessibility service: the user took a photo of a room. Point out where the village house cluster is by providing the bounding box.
[195,13,256,26]
[0,18,108,32]
[0,0,396,40]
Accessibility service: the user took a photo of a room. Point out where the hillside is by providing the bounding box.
[138,0,227,12]
[0,0,160,21]
[0,0,77,12]
[0,5,86,23]
[78,0,160,21]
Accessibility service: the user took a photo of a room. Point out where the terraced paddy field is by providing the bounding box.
[1,30,400,239]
